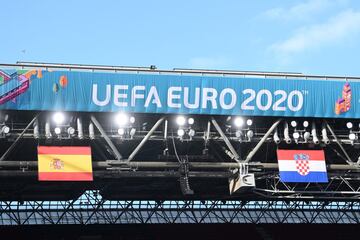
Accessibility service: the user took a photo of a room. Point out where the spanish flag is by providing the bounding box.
[38,146,93,181]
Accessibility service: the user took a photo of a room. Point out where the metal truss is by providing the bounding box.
[254,174,360,199]
[0,190,360,225]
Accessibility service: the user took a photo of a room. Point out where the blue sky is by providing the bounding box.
[1,0,360,76]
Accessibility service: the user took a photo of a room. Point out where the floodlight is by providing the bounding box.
[246,119,253,126]
[177,129,185,137]
[234,117,244,128]
[347,122,353,129]
[54,127,61,135]
[1,125,9,134]
[349,133,357,141]
[67,127,75,135]
[188,118,195,125]
[291,121,297,128]
[53,112,65,125]
[129,128,136,137]
[115,113,129,126]
[118,128,125,135]
[304,131,311,142]
[303,121,309,128]
[176,116,186,126]
[246,130,254,139]
[235,130,243,138]
[129,116,135,124]
[188,129,195,137]
[293,132,300,139]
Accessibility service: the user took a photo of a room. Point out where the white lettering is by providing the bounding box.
[131,86,145,107]
[202,88,218,109]
[219,88,236,110]
[114,85,128,107]
[92,84,111,106]
[145,86,162,107]
[184,87,200,109]
[168,87,182,108]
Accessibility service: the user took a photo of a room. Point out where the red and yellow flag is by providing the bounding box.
[38,146,93,181]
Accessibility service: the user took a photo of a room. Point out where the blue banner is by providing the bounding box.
[0,68,356,118]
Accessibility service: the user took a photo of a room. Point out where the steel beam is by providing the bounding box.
[211,117,240,162]
[244,119,282,163]
[127,117,165,162]
[325,121,353,165]
[0,160,358,171]
[0,114,39,161]
[90,115,122,161]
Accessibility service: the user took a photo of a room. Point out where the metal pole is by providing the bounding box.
[325,121,353,165]
[0,160,358,171]
[90,115,122,161]
[0,114,39,161]
[244,119,282,163]
[127,117,165,162]
[211,117,240,162]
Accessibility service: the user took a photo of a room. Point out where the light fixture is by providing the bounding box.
[235,130,243,138]
[303,121,309,128]
[118,128,125,135]
[176,116,186,126]
[67,127,75,135]
[129,116,136,124]
[129,128,136,137]
[115,113,129,126]
[347,122,353,129]
[293,132,300,140]
[349,133,357,141]
[188,129,195,137]
[53,112,65,125]
[177,129,185,137]
[246,130,254,139]
[0,125,10,134]
[54,127,61,135]
[291,121,297,128]
[246,119,253,126]
[234,117,244,128]
[303,131,311,142]
[188,118,194,125]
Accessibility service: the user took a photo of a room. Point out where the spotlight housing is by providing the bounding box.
[67,127,75,135]
[54,127,61,135]
[188,118,194,125]
[53,112,65,125]
[234,117,244,128]
[118,128,125,135]
[177,129,185,137]
[1,125,10,134]
[246,119,253,126]
[349,133,357,141]
[176,116,186,126]
[115,113,129,126]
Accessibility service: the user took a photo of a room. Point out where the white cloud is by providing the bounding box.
[188,57,231,69]
[265,0,345,21]
[269,9,360,57]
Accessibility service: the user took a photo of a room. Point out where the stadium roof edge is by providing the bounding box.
[0,61,358,80]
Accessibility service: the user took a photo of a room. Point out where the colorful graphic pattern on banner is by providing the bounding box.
[0,68,358,118]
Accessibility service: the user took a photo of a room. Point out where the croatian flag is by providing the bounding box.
[277,150,328,183]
